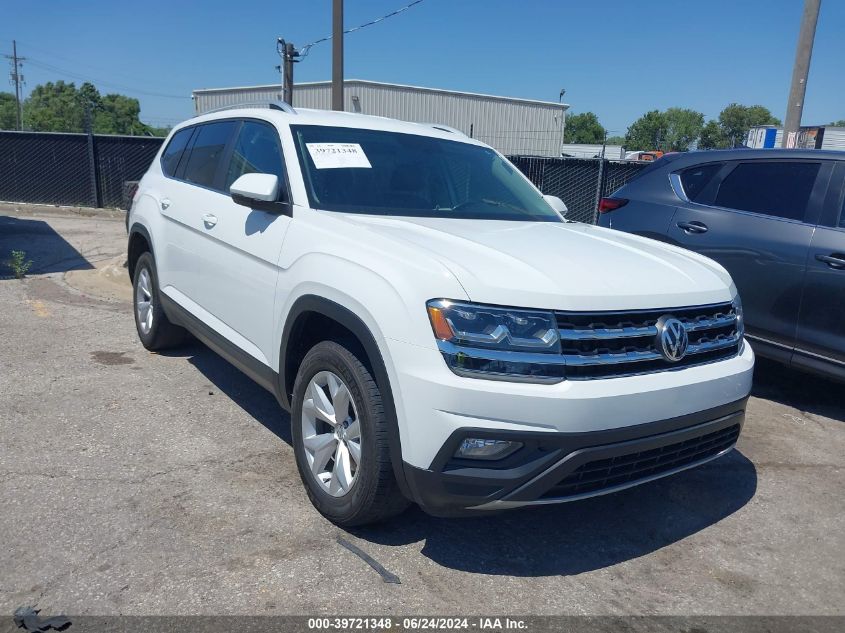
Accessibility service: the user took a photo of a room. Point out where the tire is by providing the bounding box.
[291,340,410,526]
[132,251,188,351]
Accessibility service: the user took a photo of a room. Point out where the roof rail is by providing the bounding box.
[424,123,466,136]
[202,101,297,116]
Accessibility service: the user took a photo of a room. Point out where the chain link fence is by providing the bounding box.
[0,132,96,207]
[0,132,647,223]
[96,136,166,208]
[508,156,648,224]
[0,131,164,209]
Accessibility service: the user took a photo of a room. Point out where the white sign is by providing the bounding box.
[306,143,372,169]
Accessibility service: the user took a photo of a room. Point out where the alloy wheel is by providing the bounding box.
[136,268,154,335]
[300,370,362,497]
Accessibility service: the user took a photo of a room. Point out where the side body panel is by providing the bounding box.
[668,204,814,350]
[795,162,845,373]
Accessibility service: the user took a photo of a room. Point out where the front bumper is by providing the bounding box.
[387,337,754,470]
[402,398,746,516]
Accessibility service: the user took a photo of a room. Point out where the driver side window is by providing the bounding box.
[225,121,287,198]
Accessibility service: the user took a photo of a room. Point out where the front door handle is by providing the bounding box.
[160,199,171,210]
[202,214,218,228]
[816,253,845,270]
[677,220,708,235]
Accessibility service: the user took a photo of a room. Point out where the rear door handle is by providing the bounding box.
[202,214,218,228]
[677,220,708,234]
[816,253,845,269]
[160,199,171,210]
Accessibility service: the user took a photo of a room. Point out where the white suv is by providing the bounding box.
[128,103,754,526]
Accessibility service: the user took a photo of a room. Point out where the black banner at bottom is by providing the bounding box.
[2,616,842,633]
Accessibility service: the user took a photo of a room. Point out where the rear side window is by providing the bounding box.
[224,121,285,191]
[714,161,821,221]
[182,121,238,189]
[161,128,193,177]
[679,162,722,201]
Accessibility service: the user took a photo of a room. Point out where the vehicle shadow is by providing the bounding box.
[165,342,757,577]
[352,450,756,576]
[164,341,293,445]
[0,215,95,274]
[752,357,844,423]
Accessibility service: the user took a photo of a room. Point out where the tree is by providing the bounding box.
[624,110,667,151]
[94,93,147,135]
[22,80,156,135]
[564,112,606,144]
[23,81,87,132]
[718,103,780,147]
[624,107,705,152]
[605,135,626,146]
[663,107,704,151]
[829,120,845,127]
[698,120,728,149]
[147,125,172,137]
[0,92,18,129]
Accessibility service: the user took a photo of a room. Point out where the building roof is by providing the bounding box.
[185,106,488,146]
[192,79,569,110]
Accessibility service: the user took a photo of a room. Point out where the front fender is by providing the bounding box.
[276,293,412,499]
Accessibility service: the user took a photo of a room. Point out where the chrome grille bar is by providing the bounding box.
[682,314,737,331]
[555,301,741,379]
[558,325,657,341]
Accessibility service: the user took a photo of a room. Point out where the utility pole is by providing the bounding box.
[276,39,299,106]
[332,0,344,111]
[782,0,821,148]
[284,42,297,106]
[5,40,26,130]
[275,46,284,101]
[558,88,566,156]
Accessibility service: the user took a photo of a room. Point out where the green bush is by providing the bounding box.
[8,250,33,279]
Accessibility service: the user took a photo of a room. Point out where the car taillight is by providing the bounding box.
[125,182,140,211]
[598,197,629,213]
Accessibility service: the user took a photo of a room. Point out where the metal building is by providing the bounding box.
[192,79,569,157]
[746,125,845,150]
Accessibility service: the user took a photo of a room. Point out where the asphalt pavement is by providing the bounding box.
[0,205,842,616]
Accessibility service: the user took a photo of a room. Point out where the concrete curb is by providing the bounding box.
[0,201,126,220]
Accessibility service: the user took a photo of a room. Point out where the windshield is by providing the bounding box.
[291,125,561,222]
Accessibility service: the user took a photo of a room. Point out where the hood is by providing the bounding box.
[333,214,736,311]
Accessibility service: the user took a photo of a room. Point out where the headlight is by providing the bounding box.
[426,299,565,382]
[732,295,745,345]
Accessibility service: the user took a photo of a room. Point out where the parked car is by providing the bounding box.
[127,104,753,526]
[625,150,665,161]
[597,148,845,382]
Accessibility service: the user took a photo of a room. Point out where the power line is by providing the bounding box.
[298,0,425,58]
[1,38,120,75]
[25,57,190,99]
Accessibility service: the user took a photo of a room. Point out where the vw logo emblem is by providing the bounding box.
[656,316,688,362]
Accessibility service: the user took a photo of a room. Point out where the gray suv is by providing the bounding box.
[597,149,845,382]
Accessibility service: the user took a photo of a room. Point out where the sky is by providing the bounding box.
[2,0,844,133]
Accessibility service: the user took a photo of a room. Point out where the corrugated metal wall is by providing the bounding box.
[822,129,845,151]
[193,80,567,157]
[560,144,625,159]
[747,126,845,150]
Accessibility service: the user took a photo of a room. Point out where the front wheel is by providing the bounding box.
[291,340,409,526]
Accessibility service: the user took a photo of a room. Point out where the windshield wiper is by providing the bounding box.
[446,198,535,218]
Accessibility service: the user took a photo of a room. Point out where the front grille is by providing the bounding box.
[541,423,741,499]
[555,302,741,379]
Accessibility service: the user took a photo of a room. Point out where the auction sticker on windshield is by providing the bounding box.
[306,143,372,169]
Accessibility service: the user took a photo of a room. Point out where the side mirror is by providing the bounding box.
[543,194,568,217]
[230,173,290,214]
